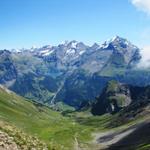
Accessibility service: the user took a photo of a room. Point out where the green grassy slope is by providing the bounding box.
[0,86,94,150]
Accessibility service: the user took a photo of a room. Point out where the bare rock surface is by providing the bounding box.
[0,130,19,150]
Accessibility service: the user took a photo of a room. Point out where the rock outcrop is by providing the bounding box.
[91,80,150,115]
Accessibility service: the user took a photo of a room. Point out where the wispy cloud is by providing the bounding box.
[130,0,150,68]
[131,0,150,15]
[137,46,150,68]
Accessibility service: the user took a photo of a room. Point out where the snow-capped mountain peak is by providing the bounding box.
[99,36,137,50]
[69,40,78,49]
[110,35,121,42]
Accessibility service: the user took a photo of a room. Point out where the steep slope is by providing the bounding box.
[107,121,150,150]
[0,85,94,149]
[0,50,17,83]
[91,80,132,115]
[91,80,150,116]
[99,36,140,76]
[10,73,59,104]
[56,71,112,107]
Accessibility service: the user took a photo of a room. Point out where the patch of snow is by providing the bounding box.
[71,41,78,48]
[100,42,109,49]
[110,35,118,42]
[42,45,52,49]
[30,48,35,52]
[66,49,75,54]
[38,49,54,56]
[39,49,50,54]
[100,36,126,49]
[79,50,85,55]
[61,40,69,46]
[125,41,129,46]
[42,50,54,56]
[99,37,116,49]
[11,49,21,53]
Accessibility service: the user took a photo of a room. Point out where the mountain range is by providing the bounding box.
[0,36,150,108]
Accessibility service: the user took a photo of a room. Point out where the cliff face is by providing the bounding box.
[91,80,150,115]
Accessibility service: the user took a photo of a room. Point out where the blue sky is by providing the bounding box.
[0,0,150,49]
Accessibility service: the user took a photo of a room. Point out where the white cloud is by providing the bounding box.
[138,45,150,68]
[130,1,150,68]
[131,0,150,15]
